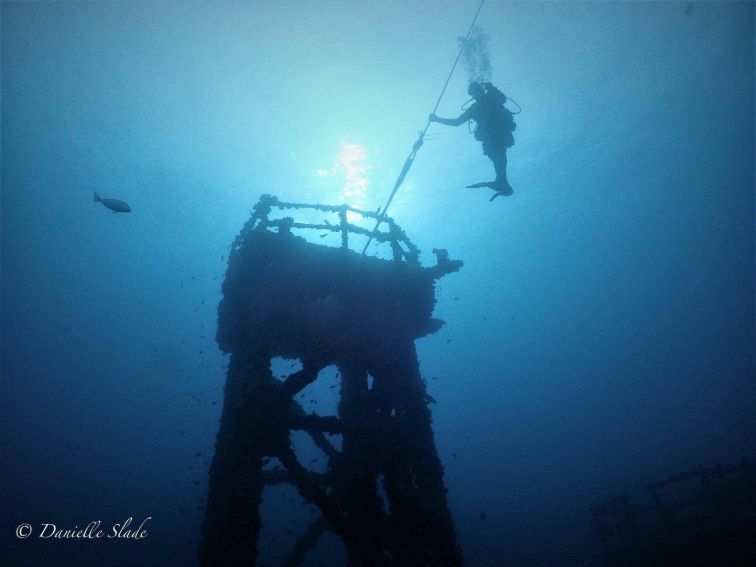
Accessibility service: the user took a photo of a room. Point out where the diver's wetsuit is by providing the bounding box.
[480,138,513,195]
[432,88,515,194]
[467,99,515,194]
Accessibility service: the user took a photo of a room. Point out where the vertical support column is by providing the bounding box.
[200,349,275,566]
[339,206,348,249]
[371,338,463,566]
[332,355,389,565]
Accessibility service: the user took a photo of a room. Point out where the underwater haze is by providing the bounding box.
[2,1,754,565]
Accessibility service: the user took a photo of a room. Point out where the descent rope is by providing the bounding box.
[362,0,486,254]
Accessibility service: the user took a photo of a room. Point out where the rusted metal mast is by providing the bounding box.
[200,195,464,566]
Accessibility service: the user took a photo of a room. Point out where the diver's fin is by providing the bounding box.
[93,192,101,202]
[492,181,514,196]
[467,181,513,201]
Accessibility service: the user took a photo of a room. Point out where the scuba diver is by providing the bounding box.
[429,81,516,199]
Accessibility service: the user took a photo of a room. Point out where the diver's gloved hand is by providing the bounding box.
[428,113,438,123]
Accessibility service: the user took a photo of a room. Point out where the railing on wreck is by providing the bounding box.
[591,459,756,562]
[234,194,421,265]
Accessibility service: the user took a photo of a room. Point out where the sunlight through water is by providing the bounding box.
[318,142,370,222]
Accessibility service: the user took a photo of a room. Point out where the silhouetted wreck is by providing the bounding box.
[592,460,756,566]
[200,195,464,566]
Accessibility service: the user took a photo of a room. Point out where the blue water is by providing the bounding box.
[2,2,754,565]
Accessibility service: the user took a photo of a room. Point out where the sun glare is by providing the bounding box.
[317,143,370,222]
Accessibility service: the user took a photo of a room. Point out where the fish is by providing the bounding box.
[93,192,131,213]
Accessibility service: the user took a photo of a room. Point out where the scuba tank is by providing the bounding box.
[483,82,507,105]
[473,82,516,145]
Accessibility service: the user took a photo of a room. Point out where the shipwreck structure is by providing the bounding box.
[199,195,464,566]
[592,460,756,566]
